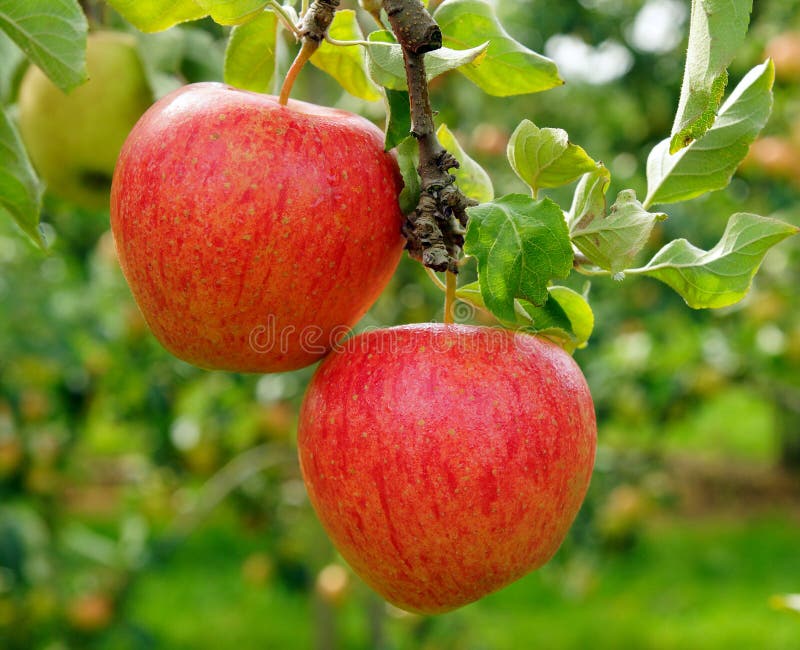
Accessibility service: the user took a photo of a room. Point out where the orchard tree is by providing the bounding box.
[0,0,797,615]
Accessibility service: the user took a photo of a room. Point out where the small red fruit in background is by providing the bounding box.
[298,324,596,614]
[111,83,404,373]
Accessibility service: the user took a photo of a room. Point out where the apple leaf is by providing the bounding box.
[627,213,798,309]
[194,0,268,25]
[571,188,667,274]
[0,0,87,92]
[0,30,24,103]
[436,124,493,204]
[433,0,563,97]
[519,286,594,352]
[670,0,752,153]
[384,88,410,151]
[224,9,278,93]
[105,0,207,33]
[645,59,774,207]
[311,10,381,102]
[0,106,44,248]
[507,120,597,196]
[464,194,573,323]
[365,30,487,92]
[396,137,420,215]
[568,164,611,229]
[457,282,593,352]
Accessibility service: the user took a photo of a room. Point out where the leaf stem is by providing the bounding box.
[444,271,457,323]
[324,35,373,47]
[269,0,303,38]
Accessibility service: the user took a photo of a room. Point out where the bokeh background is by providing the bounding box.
[1,0,799,648]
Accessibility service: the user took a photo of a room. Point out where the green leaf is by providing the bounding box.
[645,59,774,207]
[224,9,278,93]
[436,124,493,204]
[194,0,268,25]
[670,0,753,153]
[568,164,611,230]
[457,281,594,352]
[396,137,419,215]
[519,286,594,352]
[434,0,562,97]
[0,106,44,247]
[464,194,573,323]
[628,213,798,309]
[384,88,410,151]
[571,189,667,274]
[365,30,487,92]
[0,0,87,92]
[105,0,207,33]
[507,120,597,196]
[310,10,380,102]
[0,30,24,103]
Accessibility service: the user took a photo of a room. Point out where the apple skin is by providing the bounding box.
[298,323,596,614]
[18,31,152,209]
[111,82,404,372]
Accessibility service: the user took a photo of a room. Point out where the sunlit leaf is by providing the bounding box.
[646,60,774,207]
[519,286,594,351]
[571,189,667,273]
[0,0,87,91]
[365,29,487,91]
[457,282,593,352]
[0,106,44,247]
[670,0,753,153]
[464,194,573,322]
[437,124,493,204]
[507,120,597,196]
[434,0,562,96]
[224,9,278,93]
[311,10,381,102]
[628,213,798,308]
[194,0,268,25]
[568,164,611,230]
[106,0,207,33]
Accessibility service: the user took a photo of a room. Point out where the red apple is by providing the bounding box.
[298,324,596,614]
[111,83,404,372]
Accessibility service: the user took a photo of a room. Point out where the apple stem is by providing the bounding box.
[444,271,457,324]
[279,40,318,106]
[278,0,340,105]
[383,1,476,274]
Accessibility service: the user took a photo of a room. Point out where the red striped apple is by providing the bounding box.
[298,324,596,614]
[111,83,404,372]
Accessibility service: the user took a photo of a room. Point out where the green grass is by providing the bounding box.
[107,514,800,649]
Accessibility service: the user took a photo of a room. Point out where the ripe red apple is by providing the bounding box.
[111,83,404,372]
[298,324,596,614]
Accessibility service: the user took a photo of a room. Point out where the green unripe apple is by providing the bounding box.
[17,31,152,209]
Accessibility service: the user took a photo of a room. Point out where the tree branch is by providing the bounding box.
[383,0,475,273]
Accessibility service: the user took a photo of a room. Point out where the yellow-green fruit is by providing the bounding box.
[17,31,152,209]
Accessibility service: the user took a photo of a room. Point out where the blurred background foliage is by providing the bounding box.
[1,0,799,648]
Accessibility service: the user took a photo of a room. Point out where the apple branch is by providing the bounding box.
[383,0,475,274]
